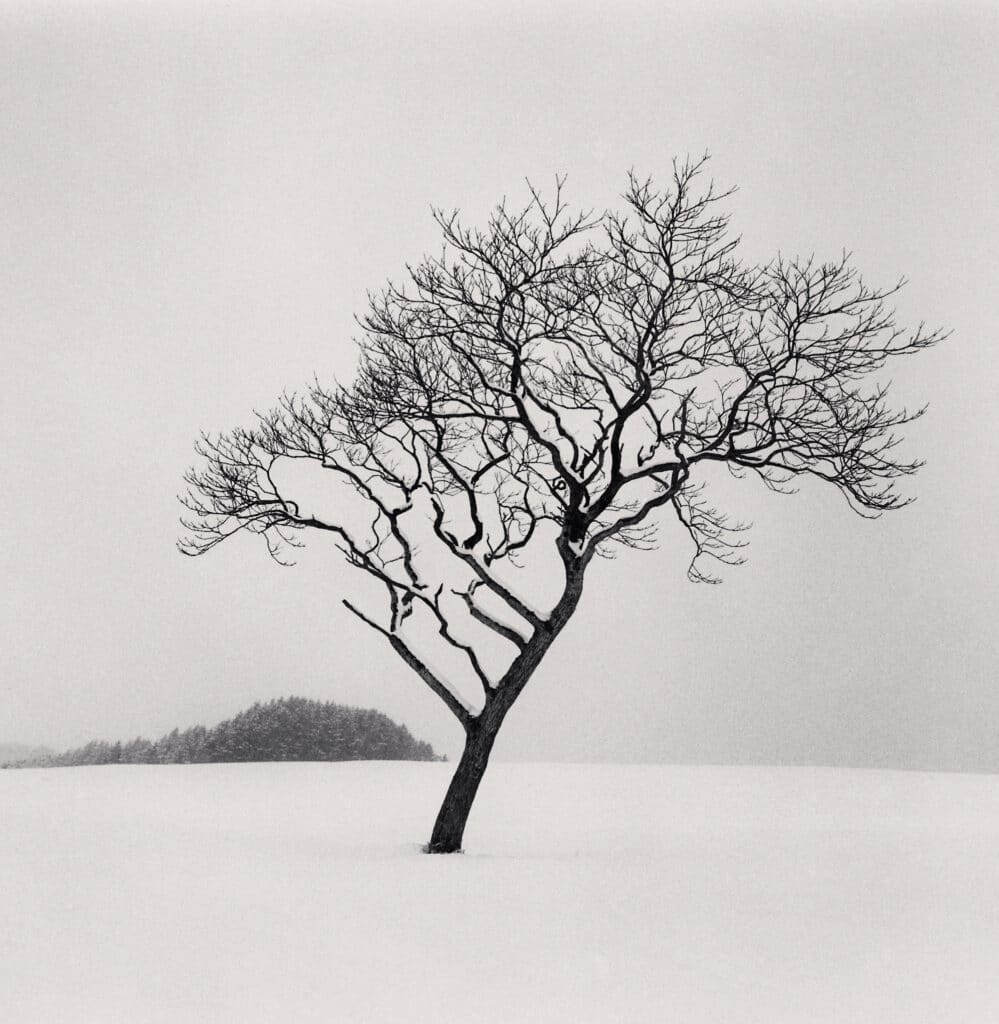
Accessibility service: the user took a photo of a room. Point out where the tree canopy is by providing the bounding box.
[180,158,944,850]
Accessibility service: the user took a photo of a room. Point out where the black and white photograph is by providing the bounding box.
[2,1,997,1020]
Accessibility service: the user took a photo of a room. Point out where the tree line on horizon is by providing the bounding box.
[1,697,441,768]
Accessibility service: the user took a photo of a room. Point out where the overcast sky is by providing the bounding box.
[2,0,996,767]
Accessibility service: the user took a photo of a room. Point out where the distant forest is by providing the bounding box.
[2,697,440,768]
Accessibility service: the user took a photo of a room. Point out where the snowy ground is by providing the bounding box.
[3,762,999,1023]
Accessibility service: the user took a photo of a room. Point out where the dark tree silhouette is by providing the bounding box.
[180,158,944,853]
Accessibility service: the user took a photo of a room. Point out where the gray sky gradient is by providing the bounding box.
[2,1,997,767]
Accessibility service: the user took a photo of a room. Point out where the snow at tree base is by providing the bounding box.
[3,761,998,1023]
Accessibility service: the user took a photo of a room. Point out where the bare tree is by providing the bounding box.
[180,157,944,853]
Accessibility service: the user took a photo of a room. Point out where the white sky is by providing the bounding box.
[2,0,997,766]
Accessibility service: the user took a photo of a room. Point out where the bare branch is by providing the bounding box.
[181,158,944,732]
[342,600,474,727]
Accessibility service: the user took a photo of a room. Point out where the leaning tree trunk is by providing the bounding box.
[426,712,505,854]
[426,561,585,854]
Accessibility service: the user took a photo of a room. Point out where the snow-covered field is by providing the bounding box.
[3,762,998,1023]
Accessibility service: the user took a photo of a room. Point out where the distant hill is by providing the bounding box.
[2,698,440,768]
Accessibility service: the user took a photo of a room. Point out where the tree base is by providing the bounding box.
[422,841,464,855]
